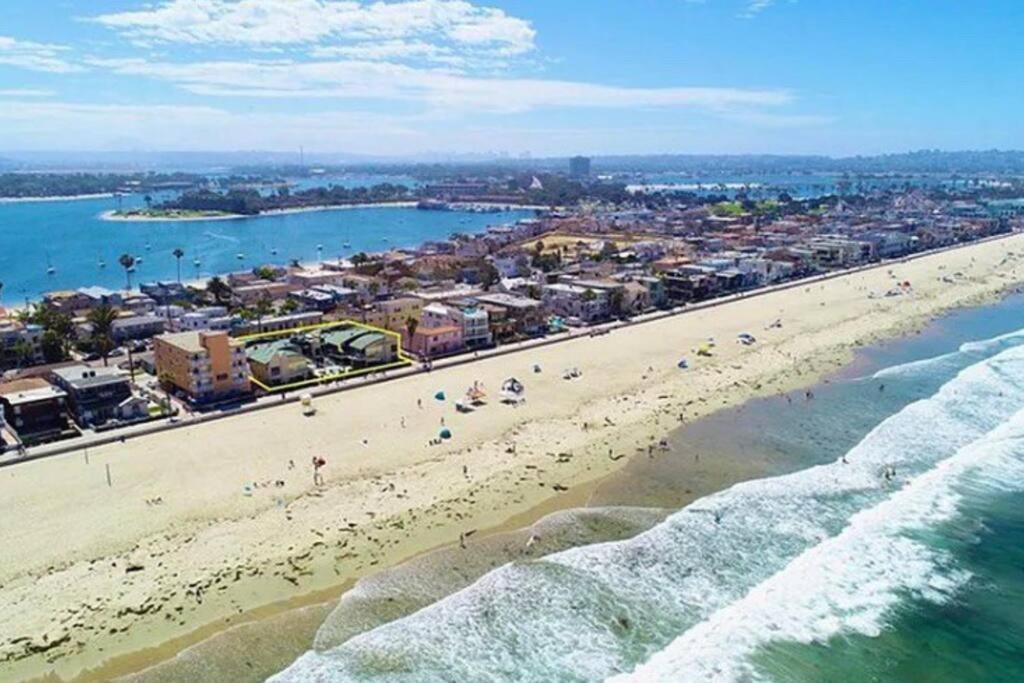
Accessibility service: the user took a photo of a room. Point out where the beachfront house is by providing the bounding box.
[472,293,547,340]
[154,331,251,404]
[541,283,611,325]
[49,365,145,428]
[421,303,492,349]
[407,324,464,358]
[0,378,73,446]
[317,327,399,368]
[246,340,311,387]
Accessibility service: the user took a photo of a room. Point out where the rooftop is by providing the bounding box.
[0,378,66,405]
[246,340,306,365]
[51,365,129,389]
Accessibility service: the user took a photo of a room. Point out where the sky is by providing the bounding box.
[0,0,1021,157]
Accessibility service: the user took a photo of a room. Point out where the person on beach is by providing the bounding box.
[312,456,327,486]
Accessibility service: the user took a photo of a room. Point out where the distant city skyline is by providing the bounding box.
[0,1,1021,156]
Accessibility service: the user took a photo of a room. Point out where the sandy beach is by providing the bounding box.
[0,193,116,204]
[2,233,1024,682]
[98,201,543,222]
[101,202,420,222]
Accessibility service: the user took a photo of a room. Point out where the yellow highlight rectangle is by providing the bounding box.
[238,319,412,393]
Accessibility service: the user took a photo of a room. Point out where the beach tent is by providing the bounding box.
[434,391,446,401]
[677,359,689,369]
[440,428,452,440]
[501,377,526,403]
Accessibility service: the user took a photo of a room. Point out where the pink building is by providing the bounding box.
[408,324,463,358]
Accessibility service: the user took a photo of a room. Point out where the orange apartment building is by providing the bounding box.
[153,330,251,404]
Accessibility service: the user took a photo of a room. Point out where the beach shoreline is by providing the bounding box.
[0,192,116,204]
[97,201,542,223]
[2,233,1024,682]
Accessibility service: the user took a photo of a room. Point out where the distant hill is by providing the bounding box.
[2,149,1024,176]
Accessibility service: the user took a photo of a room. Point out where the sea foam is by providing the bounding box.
[272,341,1024,683]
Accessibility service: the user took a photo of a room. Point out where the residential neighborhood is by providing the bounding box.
[1,182,1020,454]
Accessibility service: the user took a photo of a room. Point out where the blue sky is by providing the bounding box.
[0,0,1021,156]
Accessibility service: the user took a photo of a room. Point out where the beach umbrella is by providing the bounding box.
[434,391,446,401]
[440,428,452,439]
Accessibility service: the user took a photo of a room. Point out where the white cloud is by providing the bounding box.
[87,57,793,114]
[739,0,794,18]
[0,99,420,152]
[90,0,536,57]
[0,36,82,73]
[0,88,55,97]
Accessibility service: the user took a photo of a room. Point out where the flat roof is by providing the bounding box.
[51,365,129,389]
[0,378,67,404]
[156,331,206,353]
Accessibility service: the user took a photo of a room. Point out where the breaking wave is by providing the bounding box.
[273,339,1024,683]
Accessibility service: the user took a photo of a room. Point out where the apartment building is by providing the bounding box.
[154,330,251,404]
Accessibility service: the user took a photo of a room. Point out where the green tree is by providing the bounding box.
[479,262,500,290]
[206,276,233,306]
[30,303,74,361]
[405,316,419,345]
[12,339,34,368]
[87,303,119,367]
[118,253,137,291]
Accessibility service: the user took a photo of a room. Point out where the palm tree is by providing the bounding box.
[87,303,119,367]
[254,293,273,333]
[172,248,185,283]
[118,253,137,292]
[206,276,233,306]
[405,316,419,347]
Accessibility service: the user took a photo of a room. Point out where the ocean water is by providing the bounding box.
[271,295,1024,682]
[0,193,531,302]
